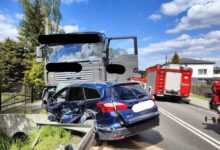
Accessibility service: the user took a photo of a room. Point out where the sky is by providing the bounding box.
[0,0,220,70]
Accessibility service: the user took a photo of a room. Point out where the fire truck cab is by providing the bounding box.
[146,64,193,100]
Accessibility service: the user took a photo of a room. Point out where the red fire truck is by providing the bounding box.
[146,64,193,100]
[130,77,147,89]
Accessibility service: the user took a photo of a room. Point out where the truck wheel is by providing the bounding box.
[42,100,48,109]
[212,117,216,123]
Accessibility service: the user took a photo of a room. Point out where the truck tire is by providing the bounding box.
[41,100,48,110]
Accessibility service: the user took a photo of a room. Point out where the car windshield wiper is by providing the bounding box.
[137,94,148,98]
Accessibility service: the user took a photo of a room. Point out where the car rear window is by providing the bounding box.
[84,87,101,100]
[109,83,147,100]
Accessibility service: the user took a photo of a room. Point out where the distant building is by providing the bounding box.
[179,58,215,83]
[214,67,220,79]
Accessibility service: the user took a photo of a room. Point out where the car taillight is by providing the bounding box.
[96,102,128,112]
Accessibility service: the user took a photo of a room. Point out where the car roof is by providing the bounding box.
[55,81,140,95]
[67,81,139,89]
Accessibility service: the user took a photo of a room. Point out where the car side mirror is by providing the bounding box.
[36,46,43,63]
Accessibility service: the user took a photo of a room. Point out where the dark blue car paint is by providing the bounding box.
[48,82,160,140]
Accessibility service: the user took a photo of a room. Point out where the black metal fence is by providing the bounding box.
[0,84,43,112]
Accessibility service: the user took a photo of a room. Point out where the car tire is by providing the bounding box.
[82,119,94,125]
[93,138,103,146]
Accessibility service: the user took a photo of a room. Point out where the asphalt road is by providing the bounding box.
[93,100,220,150]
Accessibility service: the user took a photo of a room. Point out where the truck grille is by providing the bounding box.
[53,71,94,83]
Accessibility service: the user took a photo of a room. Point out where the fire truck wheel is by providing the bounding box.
[212,117,216,123]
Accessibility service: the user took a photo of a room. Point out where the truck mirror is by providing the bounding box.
[36,46,43,63]
[106,64,125,74]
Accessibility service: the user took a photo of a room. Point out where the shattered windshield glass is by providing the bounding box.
[46,43,102,62]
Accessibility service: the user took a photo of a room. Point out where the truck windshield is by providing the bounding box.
[109,84,148,100]
[46,43,102,62]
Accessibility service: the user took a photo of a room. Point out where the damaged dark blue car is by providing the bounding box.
[47,82,160,142]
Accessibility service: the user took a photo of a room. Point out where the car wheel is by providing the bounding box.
[82,119,94,125]
[93,137,103,146]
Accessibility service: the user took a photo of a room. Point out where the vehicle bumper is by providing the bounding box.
[96,116,159,141]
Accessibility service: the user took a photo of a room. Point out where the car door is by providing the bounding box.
[83,87,102,112]
[63,86,85,112]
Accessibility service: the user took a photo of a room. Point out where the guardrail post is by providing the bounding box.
[31,86,34,103]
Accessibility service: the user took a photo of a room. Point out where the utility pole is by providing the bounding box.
[45,17,49,35]
[165,53,168,64]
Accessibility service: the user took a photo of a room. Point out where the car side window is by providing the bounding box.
[67,87,84,101]
[84,87,101,100]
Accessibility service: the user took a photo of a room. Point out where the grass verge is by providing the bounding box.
[0,129,12,150]
[0,126,82,150]
[190,93,208,100]
[1,92,16,102]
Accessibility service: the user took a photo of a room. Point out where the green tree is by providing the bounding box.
[41,0,62,34]
[18,0,62,87]
[18,0,45,87]
[0,39,25,90]
[171,51,180,64]
[18,0,45,48]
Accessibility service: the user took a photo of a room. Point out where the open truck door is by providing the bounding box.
[106,36,138,82]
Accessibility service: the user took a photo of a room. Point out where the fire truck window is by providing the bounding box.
[84,88,101,100]
[67,87,84,101]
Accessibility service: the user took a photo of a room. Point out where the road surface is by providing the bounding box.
[93,100,220,150]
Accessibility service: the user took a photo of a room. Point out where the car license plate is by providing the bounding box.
[132,100,155,112]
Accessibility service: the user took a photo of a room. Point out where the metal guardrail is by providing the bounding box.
[35,122,95,150]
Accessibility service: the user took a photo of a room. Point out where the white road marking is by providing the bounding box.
[159,108,220,150]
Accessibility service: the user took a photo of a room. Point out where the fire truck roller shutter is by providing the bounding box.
[165,72,181,95]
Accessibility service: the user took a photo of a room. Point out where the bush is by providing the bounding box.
[23,62,44,100]
[24,62,44,87]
